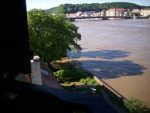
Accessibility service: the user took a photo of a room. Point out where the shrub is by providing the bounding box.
[124,98,150,113]
[80,77,97,85]
[54,69,65,82]
[54,65,89,82]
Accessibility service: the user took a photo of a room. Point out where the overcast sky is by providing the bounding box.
[26,0,150,10]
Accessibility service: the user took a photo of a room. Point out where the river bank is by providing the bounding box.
[54,57,150,113]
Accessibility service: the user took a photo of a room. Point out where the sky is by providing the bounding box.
[26,0,150,10]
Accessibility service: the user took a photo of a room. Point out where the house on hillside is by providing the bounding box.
[80,11,96,17]
[76,11,83,17]
[132,9,140,13]
[131,9,141,16]
[101,10,106,16]
[140,9,150,17]
[106,8,127,16]
[66,13,77,18]
[91,12,101,17]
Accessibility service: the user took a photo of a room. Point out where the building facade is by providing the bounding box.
[106,8,126,16]
[140,9,150,17]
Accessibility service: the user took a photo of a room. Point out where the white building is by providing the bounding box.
[101,10,106,16]
[106,8,126,16]
[91,12,101,17]
[66,13,77,18]
[76,11,83,17]
[132,9,140,13]
[140,9,150,17]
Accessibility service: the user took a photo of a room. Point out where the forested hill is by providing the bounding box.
[46,2,149,14]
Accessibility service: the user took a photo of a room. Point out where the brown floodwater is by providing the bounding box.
[68,19,150,78]
[68,19,150,106]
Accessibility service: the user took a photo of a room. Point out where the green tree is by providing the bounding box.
[28,9,81,67]
[56,4,65,14]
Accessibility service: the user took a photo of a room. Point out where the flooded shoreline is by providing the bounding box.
[68,19,150,106]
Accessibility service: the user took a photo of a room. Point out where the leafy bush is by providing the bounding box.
[54,65,89,82]
[124,98,150,113]
[54,69,65,82]
[80,77,97,85]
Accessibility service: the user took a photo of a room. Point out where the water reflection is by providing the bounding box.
[68,50,130,59]
[74,60,146,79]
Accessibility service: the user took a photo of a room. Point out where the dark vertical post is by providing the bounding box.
[0,0,33,77]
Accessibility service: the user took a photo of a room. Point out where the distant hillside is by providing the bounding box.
[46,2,148,14]
[46,7,57,13]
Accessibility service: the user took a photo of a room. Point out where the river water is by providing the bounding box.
[68,19,150,106]
[68,19,150,79]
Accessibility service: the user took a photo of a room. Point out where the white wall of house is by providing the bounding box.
[76,11,83,17]
[106,8,126,16]
[140,9,150,16]
[106,9,115,16]
[101,10,106,16]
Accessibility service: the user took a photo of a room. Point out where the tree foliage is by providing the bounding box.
[28,9,81,63]
[46,2,144,14]
[80,77,97,85]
